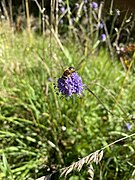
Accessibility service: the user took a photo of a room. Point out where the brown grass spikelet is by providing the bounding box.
[60,150,104,177]
[88,165,94,180]
[37,133,135,180]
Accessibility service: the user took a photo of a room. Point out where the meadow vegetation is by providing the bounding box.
[0,1,135,180]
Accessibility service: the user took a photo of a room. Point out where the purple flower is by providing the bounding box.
[83,0,88,3]
[91,2,98,10]
[124,123,132,131]
[100,34,106,42]
[57,72,83,97]
[60,6,66,14]
[99,23,104,29]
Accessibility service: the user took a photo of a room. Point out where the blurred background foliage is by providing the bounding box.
[0,0,135,180]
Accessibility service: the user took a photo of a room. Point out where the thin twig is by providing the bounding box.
[33,0,46,34]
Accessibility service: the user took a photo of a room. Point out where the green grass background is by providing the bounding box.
[0,26,135,180]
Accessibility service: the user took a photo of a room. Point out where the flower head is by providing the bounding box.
[57,72,83,97]
[91,2,98,10]
[99,23,104,29]
[100,34,106,42]
[83,0,88,3]
[75,3,79,9]
[124,123,132,131]
[60,6,66,14]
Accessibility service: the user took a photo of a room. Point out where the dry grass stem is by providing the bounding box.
[60,150,103,177]
[60,133,135,178]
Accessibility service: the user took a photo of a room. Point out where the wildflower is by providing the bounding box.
[75,3,79,9]
[83,0,88,3]
[59,19,64,25]
[1,15,5,20]
[124,123,132,131]
[100,34,106,42]
[91,2,98,10]
[60,6,66,14]
[83,5,87,11]
[61,126,66,131]
[48,77,53,82]
[57,72,83,97]
[99,23,104,29]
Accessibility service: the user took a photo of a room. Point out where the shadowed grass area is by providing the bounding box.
[0,29,135,180]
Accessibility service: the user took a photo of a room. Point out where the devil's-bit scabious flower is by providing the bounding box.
[100,34,106,42]
[91,2,98,10]
[60,6,66,14]
[57,72,83,97]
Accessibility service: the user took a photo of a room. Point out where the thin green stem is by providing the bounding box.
[85,85,114,116]
[101,133,135,150]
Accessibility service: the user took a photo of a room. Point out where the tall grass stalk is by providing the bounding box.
[33,0,46,35]
[55,0,59,35]
[9,0,13,27]
[1,0,10,26]
[113,56,135,111]
[25,0,31,35]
